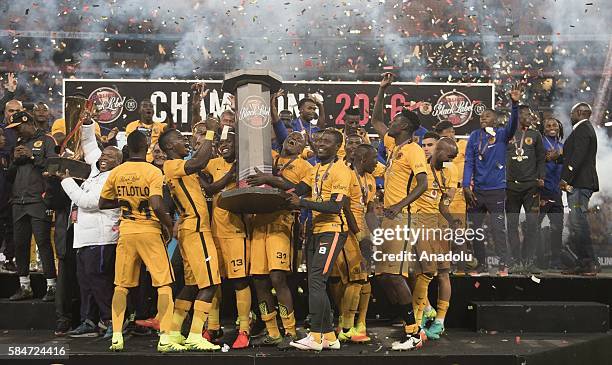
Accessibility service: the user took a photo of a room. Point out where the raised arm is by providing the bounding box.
[371,73,394,138]
[504,86,521,142]
[184,133,214,175]
[82,119,101,166]
[190,83,208,127]
[160,103,175,131]
[271,89,289,146]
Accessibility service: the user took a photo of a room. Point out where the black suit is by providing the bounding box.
[561,120,598,191]
[561,119,598,266]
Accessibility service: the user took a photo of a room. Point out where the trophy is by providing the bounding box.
[45,96,93,180]
[217,69,289,214]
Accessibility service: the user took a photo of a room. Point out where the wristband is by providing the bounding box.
[355,231,367,242]
[205,130,215,141]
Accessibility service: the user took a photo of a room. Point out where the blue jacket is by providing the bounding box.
[291,117,321,136]
[271,120,289,152]
[463,104,518,191]
[542,136,563,196]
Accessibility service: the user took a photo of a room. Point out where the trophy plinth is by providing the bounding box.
[218,187,289,214]
[46,157,92,180]
[218,69,285,214]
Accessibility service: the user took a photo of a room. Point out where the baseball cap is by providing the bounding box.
[6,111,34,129]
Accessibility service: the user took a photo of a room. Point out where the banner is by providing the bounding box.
[63,79,494,135]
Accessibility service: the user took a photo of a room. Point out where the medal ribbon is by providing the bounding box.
[543,136,559,152]
[314,160,335,200]
[274,155,298,176]
[355,170,369,206]
[514,130,526,156]
[478,129,491,160]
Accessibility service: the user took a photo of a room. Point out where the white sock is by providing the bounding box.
[46,278,56,287]
[424,305,433,313]
[19,276,31,287]
[437,318,445,325]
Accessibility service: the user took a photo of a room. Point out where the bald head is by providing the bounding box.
[432,137,458,168]
[4,99,23,122]
[98,146,123,172]
[570,102,592,124]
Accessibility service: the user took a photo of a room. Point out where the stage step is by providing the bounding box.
[470,301,609,333]
[0,299,56,330]
[0,272,47,299]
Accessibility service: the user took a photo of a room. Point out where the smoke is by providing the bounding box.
[537,0,610,127]
[592,127,612,205]
[149,1,393,79]
[536,0,612,203]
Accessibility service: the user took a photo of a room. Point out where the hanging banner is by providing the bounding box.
[63,79,494,135]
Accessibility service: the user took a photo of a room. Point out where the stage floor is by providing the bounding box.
[2,326,611,365]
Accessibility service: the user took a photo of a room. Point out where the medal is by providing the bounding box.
[513,147,528,162]
[512,130,528,162]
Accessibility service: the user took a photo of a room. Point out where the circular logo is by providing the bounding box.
[432,90,475,128]
[525,137,533,145]
[473,102,486,115]
[33,141,43,148]
[419,102,432,115]
[124,98,138,112]
[88,87,125,124]
[239,95,270,129]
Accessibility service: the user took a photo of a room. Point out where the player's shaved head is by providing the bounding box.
[323,128,343,146]
[158,129,181,154]
[436,137,458,159]
[127,130,148,155]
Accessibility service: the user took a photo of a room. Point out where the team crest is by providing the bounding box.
[488,136,496,144]
[525,137,533,145]
[33,141,43,148]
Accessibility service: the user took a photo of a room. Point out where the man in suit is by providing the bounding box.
[560,102,599,276]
